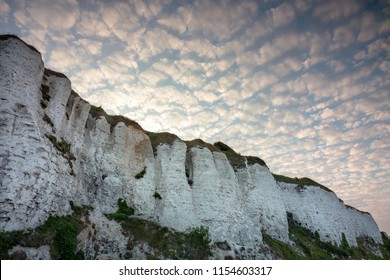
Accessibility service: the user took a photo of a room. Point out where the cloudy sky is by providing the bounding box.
[1,0,389,234]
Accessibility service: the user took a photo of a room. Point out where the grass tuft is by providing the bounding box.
[106,198,135,221]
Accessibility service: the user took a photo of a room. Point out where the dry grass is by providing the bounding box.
[184,138,218,152]
[146,131,179,152]
[89,105,143,132]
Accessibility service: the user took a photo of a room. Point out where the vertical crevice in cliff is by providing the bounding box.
[185,150,194,187]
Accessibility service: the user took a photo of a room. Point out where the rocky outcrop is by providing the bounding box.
[279,183,382,247]
[0,35,383,259]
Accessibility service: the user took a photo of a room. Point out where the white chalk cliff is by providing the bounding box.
[0,36,383,259]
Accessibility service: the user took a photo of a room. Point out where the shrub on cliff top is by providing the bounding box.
[184,139,218,152]
[146,131,180,152]
[89,105,143,132]
[246,155,268,167]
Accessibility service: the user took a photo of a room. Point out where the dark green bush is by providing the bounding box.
[107,198,135,221]
[51,217,78,260]
[109,213,129,221]
[262,231,303,259]
[153,192,162,200]
[135,167,146,179]
[176,226,214,260]
[0,231,24,259]
[117,198,135,216]
[341,233,349,250]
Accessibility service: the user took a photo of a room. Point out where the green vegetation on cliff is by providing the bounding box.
[0,203,87,260]
[263,213,390,260]
[120,217,213,260]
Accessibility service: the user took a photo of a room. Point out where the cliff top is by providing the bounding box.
[0,34,40,54]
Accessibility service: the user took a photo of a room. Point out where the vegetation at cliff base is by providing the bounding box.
[118,217,213,260]
[262,213,390,260]
[175,226,214,260]
[0,206,86,260]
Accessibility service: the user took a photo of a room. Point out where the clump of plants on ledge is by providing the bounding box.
[106,198,135,221]
[89,105,143,132]
[135,166,146,179]
[153,191,162,200]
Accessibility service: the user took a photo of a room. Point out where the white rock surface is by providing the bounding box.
[0,36,384,258]
[8,245,51,260]
[77,209,128,259]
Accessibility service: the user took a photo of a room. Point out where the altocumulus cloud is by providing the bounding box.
[1,0,390,234]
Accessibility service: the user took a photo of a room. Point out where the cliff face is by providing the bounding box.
[0,36,384,259]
